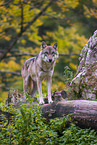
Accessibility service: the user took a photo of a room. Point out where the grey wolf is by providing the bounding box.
[21,41,59,104]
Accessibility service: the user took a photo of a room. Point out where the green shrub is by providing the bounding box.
[0,103,97,145]
[64,66,74,85]
[0,104,58,145]
[59,124,97,145]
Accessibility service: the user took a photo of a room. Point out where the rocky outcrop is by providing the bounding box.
[71,30,97,99]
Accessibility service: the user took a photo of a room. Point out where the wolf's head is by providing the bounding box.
[41,41,59,63]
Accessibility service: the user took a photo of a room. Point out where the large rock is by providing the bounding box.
[71,30,97,99]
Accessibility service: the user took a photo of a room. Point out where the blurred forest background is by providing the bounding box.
[0,0,97,102]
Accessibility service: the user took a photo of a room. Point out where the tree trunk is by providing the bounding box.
[42,100,97,130]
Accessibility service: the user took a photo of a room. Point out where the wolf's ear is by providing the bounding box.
[53,43,58,50]
[41,41,47,50]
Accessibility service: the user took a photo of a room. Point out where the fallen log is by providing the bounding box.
[1,89,97,130]
[42,100,97,130]
[1,100,97,130]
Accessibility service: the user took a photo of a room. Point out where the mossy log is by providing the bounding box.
[42,100,97,130]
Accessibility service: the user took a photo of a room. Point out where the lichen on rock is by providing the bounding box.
[71,30,97,99]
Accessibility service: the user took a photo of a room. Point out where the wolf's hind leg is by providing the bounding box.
[31,80,37,98]
[23,76,30,99]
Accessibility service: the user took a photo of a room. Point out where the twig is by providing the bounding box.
[0,70,21,76]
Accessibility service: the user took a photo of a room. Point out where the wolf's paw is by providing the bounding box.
[48,99,53,104]
[39,99,45,105]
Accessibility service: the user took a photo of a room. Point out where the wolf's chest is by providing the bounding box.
[38,70,53,80]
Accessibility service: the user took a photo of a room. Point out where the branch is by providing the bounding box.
[20,0,24,33]
[43,12,70,21]
[0,70,21,76]
[0,0,57,61]
[5,53,79,58]
[0,0,11,6]
[59,53,79,56]
[0,49,20,53]
[6,53,37,58]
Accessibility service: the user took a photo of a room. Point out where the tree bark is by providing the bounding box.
[42,100,97,130]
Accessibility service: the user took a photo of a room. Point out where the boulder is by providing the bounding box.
[71,30,97,99]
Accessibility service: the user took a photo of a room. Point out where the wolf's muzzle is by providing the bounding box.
[49,59,52,62]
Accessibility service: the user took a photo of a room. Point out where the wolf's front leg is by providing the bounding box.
[47,77,53,104]
[37,78,44,104]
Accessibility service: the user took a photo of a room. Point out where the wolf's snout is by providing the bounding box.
[49,59,52,62]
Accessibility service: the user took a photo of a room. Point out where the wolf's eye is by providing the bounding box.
[45,52,48,56]
[52,52,55,54]
[52,52,56,56]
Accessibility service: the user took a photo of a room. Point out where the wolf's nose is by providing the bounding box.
[49,59,52,62]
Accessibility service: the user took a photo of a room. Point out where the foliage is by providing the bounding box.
[59,124,97,145]
[0,0,97,100]
[0,103,97,145]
